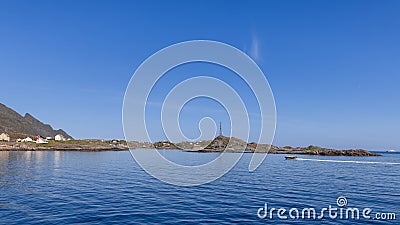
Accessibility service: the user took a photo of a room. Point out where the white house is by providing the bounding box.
[22,137,33,142]
[55,134,65,141]
[0,133,10,142]
[35,136,48,144]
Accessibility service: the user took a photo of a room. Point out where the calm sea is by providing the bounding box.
[0,150,399,224]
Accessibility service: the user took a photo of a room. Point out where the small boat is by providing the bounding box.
[387,150,396,153]
[285,156,297,160]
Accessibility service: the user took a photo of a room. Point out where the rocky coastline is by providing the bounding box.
[0,136,381,156]
[0,140,129,151]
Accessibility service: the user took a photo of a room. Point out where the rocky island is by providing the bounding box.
[151,135,381,156]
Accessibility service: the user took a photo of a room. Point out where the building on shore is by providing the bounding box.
[55,134,66,141]
[35,136,48,144]
[0,133,10,142]
[21,137,33,142]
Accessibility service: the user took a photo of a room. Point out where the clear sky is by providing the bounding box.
[0,0,399,150]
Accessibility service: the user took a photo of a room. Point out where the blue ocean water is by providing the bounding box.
[0,150,399,224]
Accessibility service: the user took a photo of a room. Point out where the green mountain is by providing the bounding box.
[0,103,72,139]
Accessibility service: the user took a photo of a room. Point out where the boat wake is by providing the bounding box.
[295,158,400,165]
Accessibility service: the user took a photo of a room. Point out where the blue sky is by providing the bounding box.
[0,0,399,150]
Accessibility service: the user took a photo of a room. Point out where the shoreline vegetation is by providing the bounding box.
[0,135,381,156]
[0,139,128,151]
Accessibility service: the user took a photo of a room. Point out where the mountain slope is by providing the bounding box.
[0,103,72,139]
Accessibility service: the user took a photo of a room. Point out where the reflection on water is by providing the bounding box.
[0,151,9,160]
[0,151,44,164]
[54,151,61,168]
[0,151,66,189]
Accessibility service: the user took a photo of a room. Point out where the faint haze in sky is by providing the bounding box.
[248,35,261,62]
[0,0,399,150]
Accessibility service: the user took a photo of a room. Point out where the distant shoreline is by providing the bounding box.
[0,146,381,157]
[0,137,381,156]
